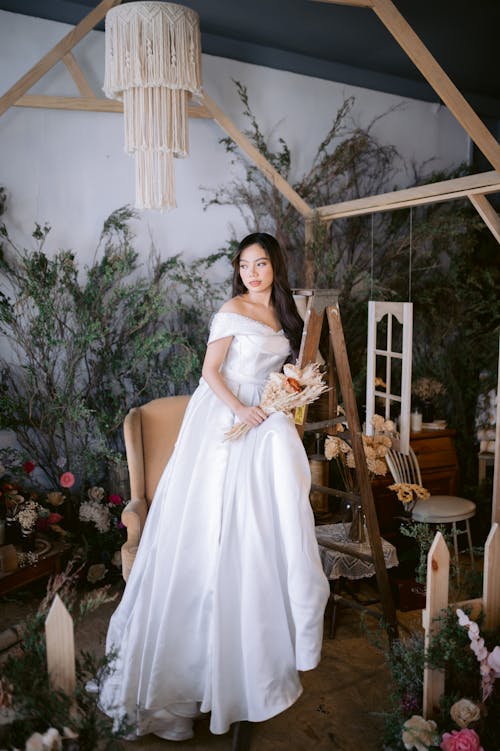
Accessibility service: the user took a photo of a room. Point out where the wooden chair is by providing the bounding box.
[385,446,476,576]
[121,394,190,581]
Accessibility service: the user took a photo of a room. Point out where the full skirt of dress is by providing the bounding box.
[98,374,330,738]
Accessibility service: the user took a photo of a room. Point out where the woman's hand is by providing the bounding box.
[234,404,268,427]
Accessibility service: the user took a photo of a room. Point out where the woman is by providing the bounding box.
[98,232,330,741]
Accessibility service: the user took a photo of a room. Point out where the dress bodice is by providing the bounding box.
[208,311,291,386]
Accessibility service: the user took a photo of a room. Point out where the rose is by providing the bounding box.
[23,460,36,474]
[59,472,75,488]
[87,563,108,584]
[46,491,65,506]
[88,486,105,502]
[36,511,63,532]
[440,728,484,751]
[109,493,123,506]
[402,715,439,751]
[450,699,481,729]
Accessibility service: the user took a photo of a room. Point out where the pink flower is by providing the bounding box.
[23,461,36,474]
[109,494,123,506]
[488,646,500,677]
[440,729,484,751]
[59,472,75,489]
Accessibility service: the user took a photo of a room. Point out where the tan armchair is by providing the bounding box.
[121,394,190,581]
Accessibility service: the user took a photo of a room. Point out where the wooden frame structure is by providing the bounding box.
[0,0,499,237]
[0,0,499,496]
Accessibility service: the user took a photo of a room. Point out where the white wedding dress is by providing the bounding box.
[98,311,330,740]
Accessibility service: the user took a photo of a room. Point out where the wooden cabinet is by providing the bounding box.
[410,429,459,495]
[372,429,460,540]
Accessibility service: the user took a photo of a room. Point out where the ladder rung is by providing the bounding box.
[315,535,374,563]
[311,483,360,504]
[304,415,345,431]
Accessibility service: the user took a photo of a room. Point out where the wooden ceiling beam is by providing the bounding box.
[312,0,374,6]
[0,0,121,117]
[468,195,500,245]
[63,52,94,98]
[317,171,500,220]
[14,94,212,119]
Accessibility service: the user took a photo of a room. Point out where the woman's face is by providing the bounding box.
[238,243,274,295]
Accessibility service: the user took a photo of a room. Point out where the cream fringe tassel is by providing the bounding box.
[104,2,202,210]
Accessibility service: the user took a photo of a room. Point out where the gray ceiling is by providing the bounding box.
[2,0,500,125]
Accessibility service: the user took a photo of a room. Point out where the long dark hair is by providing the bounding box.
[232,232,303,360]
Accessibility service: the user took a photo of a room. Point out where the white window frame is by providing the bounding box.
[365,301,413,454]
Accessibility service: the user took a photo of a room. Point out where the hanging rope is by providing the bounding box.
[370,213,374,300]
[408,207,413,302]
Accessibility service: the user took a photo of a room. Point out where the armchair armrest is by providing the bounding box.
[121,497,148,547]
[121,497,148,582]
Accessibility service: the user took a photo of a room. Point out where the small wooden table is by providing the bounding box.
[0,539,70,596]
[315,523,399,637]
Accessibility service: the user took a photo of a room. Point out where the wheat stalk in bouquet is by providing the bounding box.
[225,362,328,441]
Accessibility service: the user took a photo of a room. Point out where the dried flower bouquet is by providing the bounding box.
[224,362,328,441]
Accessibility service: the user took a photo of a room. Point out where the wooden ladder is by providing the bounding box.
[295,289,398,640]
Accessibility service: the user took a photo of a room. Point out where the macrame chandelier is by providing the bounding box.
[104,1,202,210]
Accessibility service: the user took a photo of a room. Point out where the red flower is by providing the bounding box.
[109,494,123,506]
[47,512,63,524]
[59,472,75,489]
[23,461,36,474]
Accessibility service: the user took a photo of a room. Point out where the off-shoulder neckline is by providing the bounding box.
[215,310,283,334]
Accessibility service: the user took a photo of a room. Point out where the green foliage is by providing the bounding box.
[0,207,227,490]
[400,522,455,585]
[204,81,499,492]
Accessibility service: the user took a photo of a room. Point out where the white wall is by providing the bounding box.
[0,10,468,267]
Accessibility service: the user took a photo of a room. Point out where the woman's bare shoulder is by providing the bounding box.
[218,297,246,314]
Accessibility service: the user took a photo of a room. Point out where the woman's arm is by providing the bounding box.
[201,337,267,428]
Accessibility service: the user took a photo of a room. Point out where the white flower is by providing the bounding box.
[87,486,105,503]
[41,728,62,751]
[402,715,439,751]
[25,733,44,751]
[17,500,40,531]
[79,500,111,533]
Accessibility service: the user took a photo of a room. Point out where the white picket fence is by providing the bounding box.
[45,593,76,694]
[422,522,500,718]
